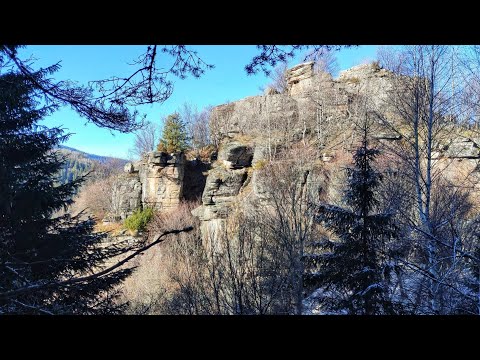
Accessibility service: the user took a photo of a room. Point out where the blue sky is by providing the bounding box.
[20,45,380,159]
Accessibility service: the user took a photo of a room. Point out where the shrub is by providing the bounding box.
[119,201,201,314]
[124,208,154,232]
[198,144,217,162]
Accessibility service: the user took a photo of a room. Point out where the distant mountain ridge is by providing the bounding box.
[58,145,127,163]
[55,145,128,185]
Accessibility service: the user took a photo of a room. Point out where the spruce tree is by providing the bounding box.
[306,126,399,315]
[0,71,132,314]
[157,113,189,153]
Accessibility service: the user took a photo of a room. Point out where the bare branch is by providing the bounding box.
[0,226,193,300]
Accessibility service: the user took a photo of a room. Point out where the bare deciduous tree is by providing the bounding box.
[129,121,160,160]
[266,63,288,94]
[376,45,480,314]
[178,102,211,152]
[305,48,339,76]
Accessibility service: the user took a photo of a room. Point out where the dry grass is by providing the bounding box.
[118,200,201,314]
[232,133,254,144]
[345,76,360,84]
[72,174,117,220]
[185,144,217,162]
[94,221,124,235]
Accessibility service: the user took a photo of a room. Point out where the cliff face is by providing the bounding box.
[139,152,185,211]
[191,140,254,243]
[192,62,394,242]
[109,152,205,220]
[111,62,480,239]
[194,62,480,243]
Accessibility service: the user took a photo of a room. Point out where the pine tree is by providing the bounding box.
[0,71,132,314]
[157,113,189,153]
[306,126,399,315]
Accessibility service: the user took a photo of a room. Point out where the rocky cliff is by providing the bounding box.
[109,62,480,242]
[109,151,206,220]
[193,62,480,243]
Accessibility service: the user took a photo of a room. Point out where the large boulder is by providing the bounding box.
[108,151,187,220]
[123,161,141,174]
[338,63,394,111]
[201,167,248,207]
[445,138,480,159]
[286,61,316,98]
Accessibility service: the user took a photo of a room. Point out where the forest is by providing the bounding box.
[2,45,480,315]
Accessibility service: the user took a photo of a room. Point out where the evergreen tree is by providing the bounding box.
[306,126,399,315]
[157,113,189,153]
[0,71,132,314]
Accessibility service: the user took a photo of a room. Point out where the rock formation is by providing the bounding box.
[109,62,480,243]
[192,140,254,243]
[194,62,480,244]
[109,151,206,220]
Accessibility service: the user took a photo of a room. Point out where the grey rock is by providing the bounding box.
[445,138,480,159]
[108,151,191,219]
[124,162,135,173]
[140,152,186,211]
[218,141,253,169]
[111,174,143,220]
[201,167,248,207]
[286,62,315,85]
[210,95,299,140]
[286,62,316,98]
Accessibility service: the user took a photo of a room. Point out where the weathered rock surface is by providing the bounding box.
[218,141,254,169]
[338,63,393,111]
[111,174,143,220]
[199,166,248,219]
[139,152,185,211]
[445,138,480,159]
[109,151,207,220]
[111,62,480,246]
[192,137,254,245]
[211,95,299,140]
[287,61,315,97]
[209,62,396,145]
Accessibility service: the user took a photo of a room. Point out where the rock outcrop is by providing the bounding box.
[139,152,185,211]
[444,138,480,159]
[109,151,206,220]
[111,174,142,221]
[287,61,316,97]
[337,62,393,110]
[193,140,253,243]
[209,62,397,147]
[218,141,253,169]
[109,61,480,244]
[198,62,397,243]
[195,61,480,244]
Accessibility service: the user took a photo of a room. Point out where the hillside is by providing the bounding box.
[116,60,480,315]
[55,145,128,184]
